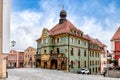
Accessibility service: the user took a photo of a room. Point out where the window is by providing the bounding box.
[51,39,54,44]
[84,50,86,57]
[78,40,80,44]
[84,61,86,67]
[71,61,74,68]
[57,38,59,43]
[92,61,94,65]
[90,61,91,66]
[78,61,80,68]
[57,48,60,53]
[80,33,83,37]
[55,37,61,43]
[71,48,73,55]
[43,39,46,44]
[72,38,74,43]
[98,53,99,57]
[78,49,80,56]
[92,52,94,57]
[84,41,86,46]
[95,52,97,57]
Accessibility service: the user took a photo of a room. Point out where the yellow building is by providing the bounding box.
[24,47,37,68]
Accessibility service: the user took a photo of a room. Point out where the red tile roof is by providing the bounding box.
[49,20,83,36]
[83,34,106,47]
[111,27,120,41]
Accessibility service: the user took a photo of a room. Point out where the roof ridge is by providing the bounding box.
[111,26,120,41]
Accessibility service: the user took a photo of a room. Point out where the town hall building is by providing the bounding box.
[36,9,106,74]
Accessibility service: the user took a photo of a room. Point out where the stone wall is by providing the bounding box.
[106,70,120,78]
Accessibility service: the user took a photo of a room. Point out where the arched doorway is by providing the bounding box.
[61,61,66,70]
[36,59,41,67]
[51,59,57,69]
[44,61,47,68]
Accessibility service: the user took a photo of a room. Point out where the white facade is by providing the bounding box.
[2,0,10,53]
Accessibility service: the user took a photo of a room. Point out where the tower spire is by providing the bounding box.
[59,5,67,24]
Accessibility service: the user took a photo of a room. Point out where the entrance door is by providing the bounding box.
[61,61,65,70]
[51,59,57,69]
[36,59,41,67]
[44,62,47,68]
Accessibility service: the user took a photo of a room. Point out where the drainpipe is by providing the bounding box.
[88,43,90,70]
[67,34,70,72]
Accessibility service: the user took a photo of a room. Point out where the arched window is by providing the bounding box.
[71,60,74,68]
[78,61,80,68]
[71,48,73,55]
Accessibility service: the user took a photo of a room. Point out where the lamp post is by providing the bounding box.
[11,40,16,47]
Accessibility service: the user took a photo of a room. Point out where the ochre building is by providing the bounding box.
[24,47,36,68]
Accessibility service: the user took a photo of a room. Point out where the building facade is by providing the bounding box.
[7,50,24,68]
[111,27,120,67]
[24,47,36,68]
[84,35,107,74]
[36,9,106,74]
[0,0,10,78]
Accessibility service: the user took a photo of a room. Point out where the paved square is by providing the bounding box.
[2,68,120,80]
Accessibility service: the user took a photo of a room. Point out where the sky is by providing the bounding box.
[11,0,120,51]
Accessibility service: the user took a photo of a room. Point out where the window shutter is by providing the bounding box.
[70,37,72,42]
[59,37,61,42]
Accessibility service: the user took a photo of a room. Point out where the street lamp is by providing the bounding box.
[11,40,16,47]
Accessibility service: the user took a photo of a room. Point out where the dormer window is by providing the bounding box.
[72,30,77,35]
[80,33,83,37]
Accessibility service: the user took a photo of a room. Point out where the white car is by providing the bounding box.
[77,68,90,74]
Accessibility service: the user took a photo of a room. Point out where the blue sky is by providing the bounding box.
[11,0,120,51]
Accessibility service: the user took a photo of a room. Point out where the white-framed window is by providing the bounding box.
[55,37,61,43]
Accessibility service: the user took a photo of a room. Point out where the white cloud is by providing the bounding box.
[11,10,42,50]
[11,1,120,52]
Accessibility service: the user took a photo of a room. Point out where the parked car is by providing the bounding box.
[77,68,90,74]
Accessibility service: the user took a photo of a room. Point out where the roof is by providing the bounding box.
[24,46,37,51]
[83,34,106,48]
[111,27,120,41]
[49,20,83,36]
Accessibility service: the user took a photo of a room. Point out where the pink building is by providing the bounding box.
[7,50,24,68]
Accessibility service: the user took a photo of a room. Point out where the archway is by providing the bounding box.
[36,59,41,67]
[51,59,57,69]
[44,61,47,68]
[61,61,66,70]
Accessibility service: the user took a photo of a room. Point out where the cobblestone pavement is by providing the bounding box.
[0,68,120,80]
